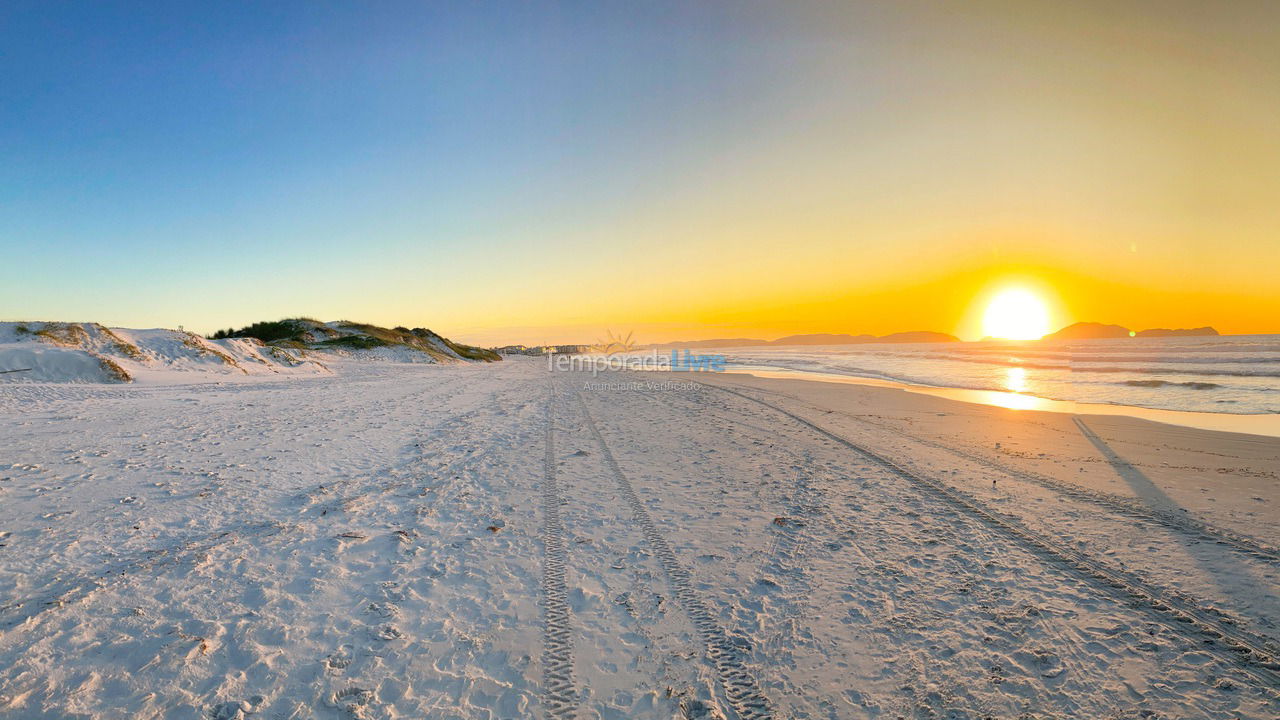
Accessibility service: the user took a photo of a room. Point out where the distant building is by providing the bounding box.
[493,345,532,355]
[491,344,591,356]
[546,345,590,355]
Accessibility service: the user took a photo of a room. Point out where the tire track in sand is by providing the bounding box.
[697,380,1280,695]
[844,406,1280,566]
[575,389,774,720]
[541,380,579,718]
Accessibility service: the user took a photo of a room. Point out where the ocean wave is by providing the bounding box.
[725,359,947,389]
[1052,364,1280,378]
[948,353,1280,365]
[843,348,1280,366]
[724,339,1280,414]
[871,353,1280,378]
[967,337,1280,355]
[1124,380,1221,390]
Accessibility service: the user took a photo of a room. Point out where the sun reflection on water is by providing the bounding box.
[1004,366,1028,394]
[984,390,1041,411]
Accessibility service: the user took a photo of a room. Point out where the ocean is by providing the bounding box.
[721,335,1280,415]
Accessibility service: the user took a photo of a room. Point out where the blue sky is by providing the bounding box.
[3,2,800,334]
[4,2,1278,343]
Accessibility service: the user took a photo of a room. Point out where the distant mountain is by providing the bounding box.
[1041,322,1132,340]
[769,333,876,345]
[647,338,768,350]
[1136,326,1219,337]
[876,331,960,344]
[647,330,959,349]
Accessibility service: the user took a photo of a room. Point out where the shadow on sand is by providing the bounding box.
[1072,416,1183,514]
[1072,416,1272,627]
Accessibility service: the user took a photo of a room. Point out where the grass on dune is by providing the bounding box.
[210,320,307,343]
[206,318,499,362]
[318,335,389,350]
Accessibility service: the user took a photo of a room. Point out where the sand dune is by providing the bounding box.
[0,321,498,386]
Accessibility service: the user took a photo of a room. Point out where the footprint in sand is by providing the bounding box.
[369,623,403,641]
[365,601,399,619]
[379,581,406,602]
[209,695,265,720]
[325,645,354,671]
[680,698,725,719]
[331,686,375,713]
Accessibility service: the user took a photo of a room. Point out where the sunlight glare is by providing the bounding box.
[983,288,1051,340]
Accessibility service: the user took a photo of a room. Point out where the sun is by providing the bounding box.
[982,288,1051,340]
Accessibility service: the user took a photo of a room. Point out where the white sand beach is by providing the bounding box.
[1,358,1278,719]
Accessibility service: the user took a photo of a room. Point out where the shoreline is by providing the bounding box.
[719,366,1280,438]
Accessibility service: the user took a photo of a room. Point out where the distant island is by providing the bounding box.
[1135,326,1220,338]
[1041,322,1133,340]
[1041,322,1219,341]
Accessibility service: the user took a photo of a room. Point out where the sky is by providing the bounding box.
[2,1,1278,344]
